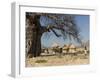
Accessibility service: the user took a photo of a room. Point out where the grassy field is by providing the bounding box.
[25,53,89,67]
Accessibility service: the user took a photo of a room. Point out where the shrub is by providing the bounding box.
[35,59,47,63]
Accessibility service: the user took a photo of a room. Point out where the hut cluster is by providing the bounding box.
[41,43,89,56]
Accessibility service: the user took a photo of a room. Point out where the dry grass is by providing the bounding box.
[25,53,89,67]
[35,59,47,63]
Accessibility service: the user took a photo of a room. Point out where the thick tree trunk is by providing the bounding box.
[27,15,45,58]
[28,31,42,57]
[35,33,42,56]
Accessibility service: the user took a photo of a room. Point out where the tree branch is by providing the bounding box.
[51,29,61,37]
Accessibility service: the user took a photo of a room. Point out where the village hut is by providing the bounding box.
[68,44,76,53]
[51,43,59,48]
[62,45,69,53]
[51,43,60,54]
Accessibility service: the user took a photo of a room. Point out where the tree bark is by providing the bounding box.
[27,15,43,57]
[28,31,42,57]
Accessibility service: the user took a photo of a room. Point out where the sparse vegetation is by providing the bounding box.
[26,53,89,67]
[35,59,47,63]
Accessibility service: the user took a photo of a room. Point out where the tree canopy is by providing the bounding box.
[26,12,82,44]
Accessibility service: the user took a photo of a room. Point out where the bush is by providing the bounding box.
[35,59,47,63]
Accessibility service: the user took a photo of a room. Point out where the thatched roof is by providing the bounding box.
[63,45,69,49]
[51,43,59,47]
[69,44,76,48]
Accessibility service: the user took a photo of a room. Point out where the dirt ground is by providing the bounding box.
[25,53,89,67]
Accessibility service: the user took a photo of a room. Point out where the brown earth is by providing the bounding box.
[25,53,89,67]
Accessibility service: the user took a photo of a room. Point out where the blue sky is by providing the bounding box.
[41,14,89,48]
[75,15,89,41]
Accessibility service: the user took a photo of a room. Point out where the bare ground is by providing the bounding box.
[25,53,89,67]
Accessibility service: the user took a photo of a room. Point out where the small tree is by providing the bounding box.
[26,13,81,57]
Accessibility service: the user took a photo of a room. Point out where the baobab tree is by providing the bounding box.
[26,12,81,57]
